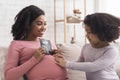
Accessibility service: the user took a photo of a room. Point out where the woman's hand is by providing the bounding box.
[34,47,45,62]
[54,53,67,68]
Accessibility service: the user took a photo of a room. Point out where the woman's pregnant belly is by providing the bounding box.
[27,55,67,80]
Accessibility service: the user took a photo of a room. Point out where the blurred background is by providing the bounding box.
[0,0,120,46]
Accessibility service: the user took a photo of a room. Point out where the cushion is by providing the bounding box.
[0,46,24,80]
[0,47,8,80]
[57,43,86,80]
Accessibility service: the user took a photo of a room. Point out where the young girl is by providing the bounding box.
[54,13,120,80]
[4,5,66,80]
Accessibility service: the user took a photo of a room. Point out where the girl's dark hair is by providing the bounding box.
[84,13,120,42]
[11,5,45,40]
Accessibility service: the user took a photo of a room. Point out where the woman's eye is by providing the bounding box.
[37,22,47,26]
[37,22,42,25]
[44,22,47,25]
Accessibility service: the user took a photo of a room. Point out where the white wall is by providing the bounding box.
[95,0,120,17]
[0,0,95,46]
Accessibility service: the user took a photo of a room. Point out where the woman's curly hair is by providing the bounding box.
[11,5,45,40]
[84,13,120,42]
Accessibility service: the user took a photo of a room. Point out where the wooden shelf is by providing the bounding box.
[55,19,65,22]
[54,0,86,43]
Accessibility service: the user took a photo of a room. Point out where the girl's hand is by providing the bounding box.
[50,49,62,55]
[54,53,66,68]
[34,47,45,62]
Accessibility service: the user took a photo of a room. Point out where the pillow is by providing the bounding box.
[0,47,8,80]
[57,43,86,80]
[0,46,24,80]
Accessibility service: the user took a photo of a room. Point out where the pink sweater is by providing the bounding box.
[4,40,67,80]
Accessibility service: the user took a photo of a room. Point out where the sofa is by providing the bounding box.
[0,43,120,80]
